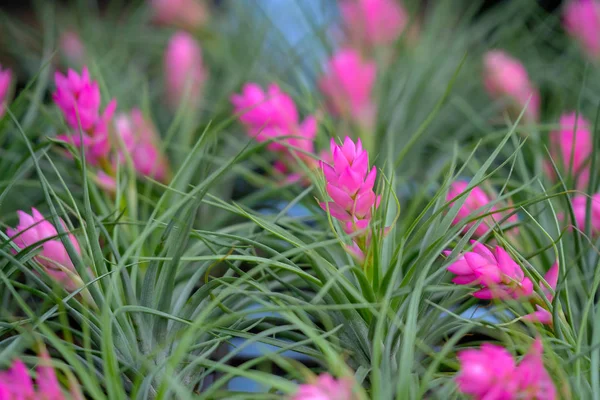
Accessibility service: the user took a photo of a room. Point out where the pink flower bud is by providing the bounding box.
[447,181,518,238]
[456,343,517,399]
[164,32,207,110]
[339,0,408,48]
[445,242,533,300]
[6,208,85,292]
[319,49,377,129]
[150,0,208,31]
[564,0,600,60]
[0,65,12,118]
[544,113,592,190]
[114,109,170,182]
[291,373,358,400]
[483,50,540,122]
[59,31,85,64]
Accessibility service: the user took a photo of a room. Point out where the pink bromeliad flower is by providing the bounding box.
[150,0,208,31]
[0,348,83,400]
[320,137,381,260]
[444,242,533,300]
[164,32,207,110]
[53,67,117,165]
[523,263,559,325]
[564,0,600,60]
[447,181,518,238]
[0,65,12,118]
[544,113,592,190]
[483,50,540,123]
[339,0,408,49]
[6,208,85,292]
[456,339,556,400]
[319,49,377,130]
[291,373,358,400]
[569,193,600,235]
[114,108,170,182]
[231,83,319,175]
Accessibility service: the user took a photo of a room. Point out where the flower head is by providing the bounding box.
[447,181,518,238]
[291,373,358,400]
[0,65,12,118]
[319,49,377,129]
[483,50,540,122]
[53,67,102,131]
[164,32,207,109]
[564,0,600,60]
[514,339,557,400]
[150,0,208,31]
[545,113,592,190]
[6,208,84,292]
[339,0,407,48]
[445,242,533,300]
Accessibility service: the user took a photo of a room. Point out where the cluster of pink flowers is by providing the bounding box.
[320,137,382,261]
[319,49,377,131]
[231,82,318,180]
[457,339,556,400]
[446,181,518,238]
[544,112,592,190]
[291,373,357,400]
[6,208,86,293]
[483,50,540,123]
[563,0,600,60]
[150,0,207,31]
[445,241,559,325]
[0,349,82,400]
[0,64,12,118]
[164,31,207,110]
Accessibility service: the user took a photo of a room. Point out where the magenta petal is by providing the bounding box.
[523,306,553,325]
[543,263,559,292]
[447,259,473,275]
[494,246,521,278]
[319,202,351,221]
[452,275,478,285]
[326,183,354,210]
[354,190,376,218]
[361,166,377,192]
[471,242,495,263]
[472,288,494,299]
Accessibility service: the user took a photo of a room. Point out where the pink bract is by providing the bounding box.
[570,193,600,235]
[291,373,358,400]
[523,263,559,325]
[564,0,600,60]
[0,65,12,118]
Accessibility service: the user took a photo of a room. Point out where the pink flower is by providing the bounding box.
[53,67,102,130]
[339,0,407,48]
[319,49,377,129]
[445,242,533,300]
[483,50,540,123]
[6,208,84,292]
[514,339,557,400]
[59,31,85,64]
[150,0,208,31]
[164,32,207,109]
[523,263,559,325]
[544,113,592,190]
[447,181,518,238]
[0,349,82,400]
[456,340,556,400]
[456,343,517,399]
[564,0,600,60]
[291,373,357,400]
[570,193,600,235]
[114,108,170,182]
[0,65,12,118]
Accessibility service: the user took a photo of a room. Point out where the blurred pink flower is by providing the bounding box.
[0,349,82,400]
[319,49,377,129]
[150,0,208,31]
[447,181,518,238]
[114,108,170,182]
[0,65,12,118]
[6,208,84,292]
[564,0,600,59]
[456,343,517,399]
[164,32,207,110]
[445,242,533,300]
[59,31,85,64]
[231,83,318,173]
[483,50,540,122]
[291,373,357,400]
[514,339,557,400]
[570,193,600,235]
[523,263,559,325]
[339,0,407,48]
[544,113,592,190]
